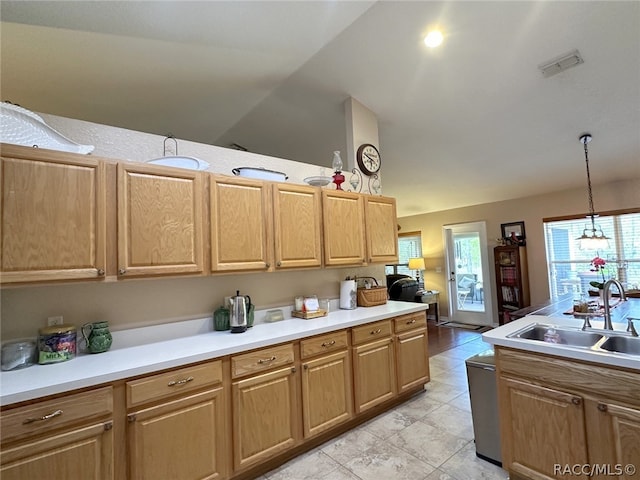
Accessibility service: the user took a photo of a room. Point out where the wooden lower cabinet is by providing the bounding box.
[127,388,226,480]
[301,349,353,438]
[1,422,113,480]
[352,337,396,413]
[232,364,299,471]
[499,377,588,479]
[497,347,640,480]
[586,399,640,480]
[0,387,113,480]
[395,328,430,394]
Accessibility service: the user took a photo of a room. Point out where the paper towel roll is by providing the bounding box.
[340,280,357,310]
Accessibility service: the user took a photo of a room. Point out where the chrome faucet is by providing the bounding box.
[602,279,626,330]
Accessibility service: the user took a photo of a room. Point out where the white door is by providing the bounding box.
[443,221,494,326]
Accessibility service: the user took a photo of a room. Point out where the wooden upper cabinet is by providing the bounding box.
[210,175,272,272]
[117,163,204,277]
[322,190,366,266]
[364,195,398,264]
[1,149,106,283]
[272,183,322,269]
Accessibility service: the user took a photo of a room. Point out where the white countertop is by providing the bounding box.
[1,301,428,406]
[483,314,640,371]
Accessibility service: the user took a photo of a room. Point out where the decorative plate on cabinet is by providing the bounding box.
[304,176,332,187]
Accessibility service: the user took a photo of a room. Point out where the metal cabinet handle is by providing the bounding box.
[406,319,416,324]
[23,409,63,424]
[321,340,336,347]
[265,263,271,268]
[118,268,127,275]
[597,403,608,412]
[303,364,309,370]
[277,261,282,267]
[571,396,582,406]
[258,356,277,364]
[168,376,194,387]
[97,268,105,276]
[370,328,382,335]
[291,367,296,373]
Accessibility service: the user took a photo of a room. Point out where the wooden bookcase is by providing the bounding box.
[494,245,530,324]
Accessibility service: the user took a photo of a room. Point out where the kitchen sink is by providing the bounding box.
[509,324,604,347]
[599,335,640,355]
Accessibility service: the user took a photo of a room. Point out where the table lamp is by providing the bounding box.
[408,257,426,288]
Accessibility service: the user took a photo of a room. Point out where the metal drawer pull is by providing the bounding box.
[258,356,277,364]
[321,340,336,347]
[370,328,382,335]
[23,409,63,424]
[571,397,582,406]
[406,319,416,324]
[598,403,608,412]
[168,376,194,387]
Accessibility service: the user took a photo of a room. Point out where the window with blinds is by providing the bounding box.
[544,211,640,298]
[385,233,422,277]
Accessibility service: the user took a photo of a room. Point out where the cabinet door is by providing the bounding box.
[1,422,113,480]
[118,163,204,277]
[1,155,106,283]
[232,365,298,471]
[395,328,429,393]
[128,388,226,480]
[499,377,588,479]
[272,183,322,269]
[322,190,365,266]
[364,195,398,264]
[210,175,272,272]
[586,399,640,479]
[352,337,395,413]
[301,349,353,438]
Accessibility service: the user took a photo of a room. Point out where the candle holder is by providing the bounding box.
[348,169,362,192]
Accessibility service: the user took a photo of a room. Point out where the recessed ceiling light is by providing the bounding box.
[424,30,443,48]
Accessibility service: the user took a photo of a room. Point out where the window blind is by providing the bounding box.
[544,212,640,297]
[385,234,422,277]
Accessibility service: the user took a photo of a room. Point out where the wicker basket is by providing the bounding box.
[356,277,388,307]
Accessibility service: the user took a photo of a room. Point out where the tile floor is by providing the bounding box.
[261,326,509,480]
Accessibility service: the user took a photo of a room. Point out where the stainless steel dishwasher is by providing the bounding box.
[465,349,502,466]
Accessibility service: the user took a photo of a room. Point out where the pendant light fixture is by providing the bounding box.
[576,133,610,249]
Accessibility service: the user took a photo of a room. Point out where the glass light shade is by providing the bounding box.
[577,231,610,250]
[408,258,426,271]
[332,151,343,172]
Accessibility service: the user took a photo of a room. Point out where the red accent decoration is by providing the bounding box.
[332,171,345,190]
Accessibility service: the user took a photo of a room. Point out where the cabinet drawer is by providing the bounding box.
[351,320,391,346]
[301,331,348,359]
[127,360,222,407]
[1,386,113,444]
[394,312,426,334]
[232,344,294,379]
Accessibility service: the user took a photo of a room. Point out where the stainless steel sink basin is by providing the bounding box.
[599,335,640,355]
[509,324,604,347]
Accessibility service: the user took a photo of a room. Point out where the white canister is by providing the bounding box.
[340,280,357,310]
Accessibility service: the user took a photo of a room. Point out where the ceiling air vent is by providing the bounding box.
[538,49,584,77]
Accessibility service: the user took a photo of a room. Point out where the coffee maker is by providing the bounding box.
[229,290,251,333]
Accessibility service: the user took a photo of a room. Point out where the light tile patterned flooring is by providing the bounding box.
[262,332,509,480]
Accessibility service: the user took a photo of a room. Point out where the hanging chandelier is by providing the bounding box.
[576,133,610,249]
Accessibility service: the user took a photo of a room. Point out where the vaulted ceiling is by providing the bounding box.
[2,1,639,217]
